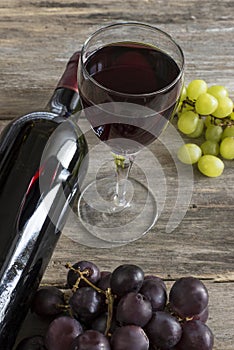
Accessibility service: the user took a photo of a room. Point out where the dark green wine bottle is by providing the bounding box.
[0,52,88,349]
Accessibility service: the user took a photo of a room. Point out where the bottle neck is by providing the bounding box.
[47,51,80,118]
[47,87,80,117]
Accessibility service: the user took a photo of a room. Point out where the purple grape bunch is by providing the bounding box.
[16,261,214,350]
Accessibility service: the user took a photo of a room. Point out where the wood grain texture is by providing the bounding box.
[0,0,233,118]
[1,0,234,348]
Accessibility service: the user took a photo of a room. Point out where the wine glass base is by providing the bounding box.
[77,176,157,244]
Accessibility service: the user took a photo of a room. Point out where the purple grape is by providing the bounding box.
[192,306,209,323]
[91,312,118,335]
[116,292,152,327]
[44,315,83,350]
[69,286,105,324]
[97,271,112,291]
[140,278,167,311]
[169,277,209,318]
[71,330,111,350]
[145,311,182,349]
[111,325,149,350]
[144,275,167,291]
[15,335,46,350]
[31,286,65,317]
[91,313,108,334]
[67,261,101,289]
[175,320,214,350]
[110,264,144,297]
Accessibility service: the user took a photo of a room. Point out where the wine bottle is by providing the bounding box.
[0,52,88,349]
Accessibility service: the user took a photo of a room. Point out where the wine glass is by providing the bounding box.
[77,22,184,244]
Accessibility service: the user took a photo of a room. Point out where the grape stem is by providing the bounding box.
[183,99,195,107]
[65,263,104,294]
[105,288,115,337]
[181,99,234,126]
[211,117,234,127]
[57,303,70,310]
[65,263,115,336]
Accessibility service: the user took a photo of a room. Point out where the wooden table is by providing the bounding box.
[0,1,234,349]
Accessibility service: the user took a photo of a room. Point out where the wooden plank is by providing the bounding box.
[0,1,233,119]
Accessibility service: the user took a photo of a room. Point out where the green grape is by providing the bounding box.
[220,137,234,160]
[201,140,219,156]
[198,155,224,177]
[195,93,218,115]
[214,118,223,126]
[176,101,183,114]
[187,80,207,101]
[183,102,195,111]
[229,111,234,121]
[204,115,213,128]
[205,124,223,142]
[188,118,204,138]
[177,143,202,164]
[222,125,234,139]
[177,111,199,134]
[178,103,194,118]
[207,85,229,99]
[180,85,187,102]
[212,96,234,118]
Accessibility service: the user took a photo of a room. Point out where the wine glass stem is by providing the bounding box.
[113,154,135,207]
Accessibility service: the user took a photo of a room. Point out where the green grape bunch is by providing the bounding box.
[176,79,234,177]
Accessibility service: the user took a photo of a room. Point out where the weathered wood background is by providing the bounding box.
[0,0,234,349]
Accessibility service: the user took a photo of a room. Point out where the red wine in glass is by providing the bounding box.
[79,42,181,154]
